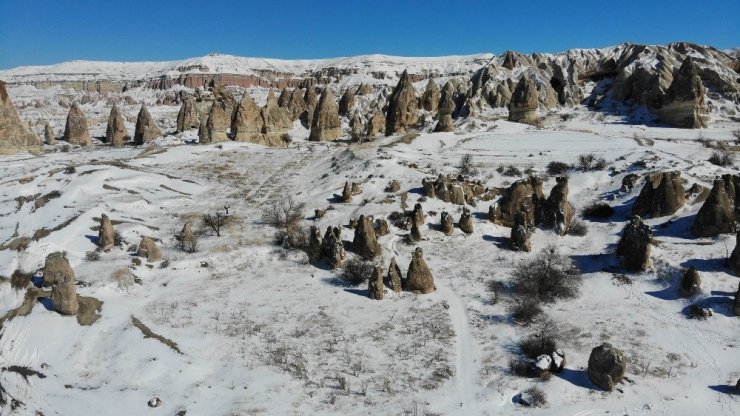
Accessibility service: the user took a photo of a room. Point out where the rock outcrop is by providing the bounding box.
[232,91,268,144]
[374,218,389,236]
[632,171,686,218]
[349,113,362,140]
[434,81,456,132]
[410,221,422,242]
[178,222,194,249]
[203,90,237,144]
[309,88,341,141]
[440,211,454,235]
[338,88,355,116]
[368,265,384,300]
[365,111,386,137]
[543,176,574,235]
[734,282,740,316]
[105,104,127,147]
[729,232,740,276]
[306,225,323,262]
[385,69,418,135]
[51,270,79,315]
[260,90,292,146]
[386,257,403,293]
[137,237,162,262]
[508,77,539,125]
[352,215,381,260]
[420,79,440,112]
[406,248,435,294]
[617,215,652,271]
[422,174,492,205]
[63,102,91,146]
[44,122,56,145]
[691,178,735,237]
[98,214,116,251]
[588,343,627,391]
[653,57,708,128]
[133,104,161,145]
[678,266,701,297]
[320,226,345,269]
[176,98,200,131]
[411,203,425,226]
[303,87,318,127]
[42,251,75,287]
[490,177,545,227]
[0,81,41,151]
[285,88,307,120]
[341,182,352,203]
[511,210,532,252]
[459,207,473,234]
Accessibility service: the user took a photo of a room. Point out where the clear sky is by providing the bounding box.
[0,0,738,69]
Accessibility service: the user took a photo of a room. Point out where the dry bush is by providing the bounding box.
[85,250,101,261]
[567,218,588,236]
[511,246,581,303]
[457,154,477,175]
[546,161,570,176]
[708,150,733,167]
[582,202,615,218]
[340,257,374,286]
[577,153,607,171]
[261,196,305,228]
[519,316,560,358]
[497,165,522,177]
[508,298,543,326]
[202,212,229,237]
[523,386,548,407]
[112,267,134,289]
[509,358,537,377]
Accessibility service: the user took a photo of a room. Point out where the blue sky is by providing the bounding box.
[1,0,738,69]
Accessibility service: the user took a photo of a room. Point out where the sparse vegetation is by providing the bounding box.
[567,218,588,236]
[582,201,615,219]
[523,386,548,407]
[497,165,522,177]
[708,150,733,167]
[519,316,560,359]
[511,246,581,303]
[202,212,228,237]
[577,153,607,171]
[262,196,307,249]
[457,154,477,175]
[508,298,543,325]
[546,161,570,175]
[339,257,374,286]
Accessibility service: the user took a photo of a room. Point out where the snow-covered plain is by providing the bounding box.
[1,103,740,416]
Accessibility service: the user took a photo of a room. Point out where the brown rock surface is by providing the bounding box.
[105,104,127,147]
[385,69,418,135]
[309,88,341,141]
[406,248,435,294]
[63,102,91,146]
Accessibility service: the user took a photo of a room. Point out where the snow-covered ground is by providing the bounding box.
[1,108,739,415]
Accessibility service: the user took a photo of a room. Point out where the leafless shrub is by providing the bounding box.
[457,154,477,175]
[508,298,543,326]
[85,250,101,261]
[261,196,305,228]
[511,246,581,303]
[708,150,733,167]
[112,267,134,289]
[509,358,537,377]
[582,202,615,218]
[546,161,570,175]
[340,257,374,286]
[567,218,588,236]
[498,165,522,177]
[519,316,560,359]
[202,212,228,237]
[523,386,547,407]
[577,153,607,171]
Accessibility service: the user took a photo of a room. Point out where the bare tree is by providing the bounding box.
[261,196,305,228]
[202,212,227,237]
[457,154,477,175]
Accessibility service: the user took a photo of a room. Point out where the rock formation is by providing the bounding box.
[491,177,545,227]
[385,257,404,293]
[42,251,75,287]
[420,79,440,112]
[653,57,708,128]
[459,207,473,234]
[406,248,435,294]
[63,102,91,146]
[440,211,454,235]
[349,113,363,140]
[341,182,352,203]
[178,222,194,248]
[203,91,237,144]
[51,270,79,315]
[411,203,425,226]
[617,215,652,271]
[621,174,640,192]
[410,221,422,242]
[691,178,736,237]
[176,98,200,131]
[309,88,341,141]
[260,90,292,146]
[338,88,355,116]
[0,80,41,151]
[734,282,740,316]
[353,215,381,260]
[285,88,307,120]
[508,76,539,125]
[277,88,291,109]
[232,92,264,143]
[434,81,456,132]
[543,176,574,235]
[365,111,386,137]
[133,104,161,145]
[303,87,318,127]
[422,174,492,205]
[137,237,162,262]
[678,266,701,297]
[306,225,323,262]
[511,210,532,252]
[44,122,56,145]
[385,69,418,135]
[98,214,116,251]
[320,226,345,269]
[727,232,740,276]
[587,343,627,391]
[105,104,127,147]
[368,265,384,300]
[374,218,389,236]
[632,171,686,218]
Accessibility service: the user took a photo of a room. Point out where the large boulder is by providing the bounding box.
[98,214,116,251]
[309,88,341,141]
[411,203,425,226]
[420,79,441,112]
[42,251,75,287]
[543,176,574,235]
[385,69,418,135]
[440,211,454,235]
[63,102,91,146]
[365,111,386,137]
[511,210,532,252]
[691,178,736,237]
[406,248,435,294]
[434,81,456,132]
[617,215,652,271]
[137,237,162,262]
[386,257,403,293]
[260,90,292,146]
[729,232,740,276]
[232,92,264,144]
[176,98,200,132]
[508,77,539,125]
[587,343,627,391]
[491,177,545,227]
[352,215,381,260]
[368,265,384,300]
[338,88,355,117]
[423,174,490,205]
[306,225,323,262]
[105,104,127,148]
[653,57,708,128]
[678,266,701,297]
[320,226,345,269]
[632,171,686,218]
[51,270,79,316]
[43,122,56,145]
[0,80,42,152]
[133,104,161,145]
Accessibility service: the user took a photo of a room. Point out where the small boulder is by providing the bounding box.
[543,176,574,235]
[410,221,422,242]
[621,173,640,192]
[374,218,389,236]
[306,225,323,262]
[368,265,384,300]
[406,248,435,294]
[98,214,116,251]
[678,266,701,297]
[458,207,473,234]
[137,237,162,262]
[411,203,425,226]
[341,182,352,203]
[587,343,627,391]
